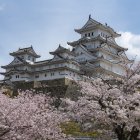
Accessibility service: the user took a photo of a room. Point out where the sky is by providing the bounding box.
[0,0,140,79]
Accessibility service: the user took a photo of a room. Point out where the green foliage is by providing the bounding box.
[61,121,100,137]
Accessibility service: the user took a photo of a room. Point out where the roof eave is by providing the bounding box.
[118,48,128,52]
[49,52,55,55]
[115,33,121,37]
[1,66,7,69]
[9,52,40,58]
[36,55,41,58]
[74,29,82,34]
[0,72,6,75]
[67,42,73,46]
[9,53,16,56]
[74,28,94,34]
[75,25,121,38]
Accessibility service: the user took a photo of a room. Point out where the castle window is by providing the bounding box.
[35,75,39,78]
[88,33,90,37]
[45,74,47,77]
[51,72,54,76]
[85,34,87,37]
[16,75,19,78]
[28,56,31,60]
[92,32,94,36]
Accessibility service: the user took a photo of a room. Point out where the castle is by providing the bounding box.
[0,16,131,83]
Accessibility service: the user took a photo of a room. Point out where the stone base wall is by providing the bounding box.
[33,78,75,89]
[13,78,73,89]
[1,78,80,107]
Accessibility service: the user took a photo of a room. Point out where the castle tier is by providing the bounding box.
[68,15,132,79]
[1,45,81,82]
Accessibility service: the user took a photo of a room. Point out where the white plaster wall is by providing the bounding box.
[34,62,79,72]
[74,46,96,62]
[98,51,120,61]
[112,64,125,75]
[34,71,65,81]
[98,29,113,39]
[86,41,100,49]
[76,54,90,62]
[100,61,126,76]
[11,73,31,82]
[81,29,99,38]
[33,70,81,81]
[35,63,64,71]
[15,54,36,62]
[103,44,118,55]
[81,28,116,40]
[61,53,74,59]
[10,58,23,65]
[100,61,112,71]
[110,47,118,54]
[5,66,32,73]
[68,64,80,71]
[9,69,81,82]
[64,70,81,81]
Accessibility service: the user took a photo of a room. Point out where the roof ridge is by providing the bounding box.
[19,46,33,50]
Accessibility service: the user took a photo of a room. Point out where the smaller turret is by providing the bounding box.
[50,44,75,59]
[9,46,40,63]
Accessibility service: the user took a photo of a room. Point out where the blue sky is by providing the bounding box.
[0,0,140,79]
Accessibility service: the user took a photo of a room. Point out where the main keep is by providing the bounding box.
[0,16,131,83]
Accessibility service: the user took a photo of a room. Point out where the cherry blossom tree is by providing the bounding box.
[0,90,73,140]
[60,76,140,140]
[0,61,140,140]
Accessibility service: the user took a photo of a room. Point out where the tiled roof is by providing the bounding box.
[74,15,120,37]
[10,46,40,58]
[50,44,75,56]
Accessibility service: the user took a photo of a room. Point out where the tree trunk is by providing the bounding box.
[114,123,139,140]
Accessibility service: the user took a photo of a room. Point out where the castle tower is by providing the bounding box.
[68,15,132,79]
[1,46,40,82]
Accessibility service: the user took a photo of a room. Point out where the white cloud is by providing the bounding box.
[116,32,140,60]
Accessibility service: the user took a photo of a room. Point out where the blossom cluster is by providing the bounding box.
[0,90,73,140]
[60,77,140,139]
